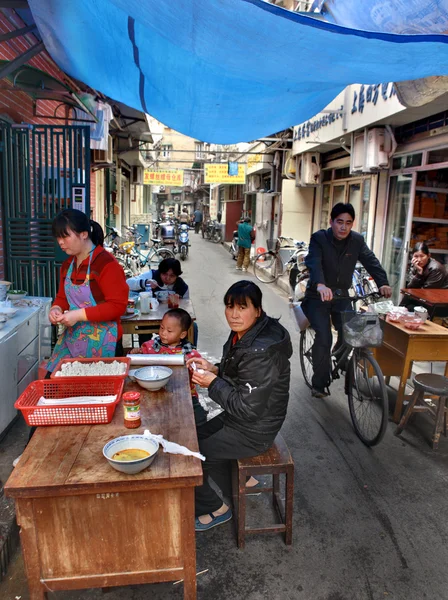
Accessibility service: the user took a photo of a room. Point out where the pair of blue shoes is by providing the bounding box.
[195,509,233,532]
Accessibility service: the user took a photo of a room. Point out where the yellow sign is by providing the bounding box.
[143,170,184,186]
[247,154,263,169]
[204,163,246,184]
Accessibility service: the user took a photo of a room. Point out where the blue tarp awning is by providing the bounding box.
[28,0,448,143]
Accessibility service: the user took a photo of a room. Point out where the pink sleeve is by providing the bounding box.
[141,340,156,353]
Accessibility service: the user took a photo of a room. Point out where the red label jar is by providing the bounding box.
[123,391,141,429]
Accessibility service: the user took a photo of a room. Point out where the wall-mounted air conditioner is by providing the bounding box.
[296,152,320,187]
[131,166,143,185]
[92,135,113,164]
[350,127,397,174]
[249,174,261,192]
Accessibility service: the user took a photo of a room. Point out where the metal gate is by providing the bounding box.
[0,122,90,298]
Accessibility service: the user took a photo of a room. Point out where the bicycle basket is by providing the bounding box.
[341,311,383,348]
[266,238,280,252]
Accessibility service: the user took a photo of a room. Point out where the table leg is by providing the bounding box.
[180,487,197,600]
[16,499,47,600]
[393,357,413,423]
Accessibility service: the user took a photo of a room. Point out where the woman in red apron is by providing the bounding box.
[47,209,129,374]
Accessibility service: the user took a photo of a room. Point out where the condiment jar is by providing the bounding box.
[123,391,141,429]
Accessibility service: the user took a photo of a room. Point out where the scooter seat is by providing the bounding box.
[151,237,162,244]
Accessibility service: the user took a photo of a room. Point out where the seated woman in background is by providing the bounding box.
[407,242,448,289]
[126,257,189,298]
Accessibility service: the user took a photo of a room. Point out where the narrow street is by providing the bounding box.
[2,233,448,600]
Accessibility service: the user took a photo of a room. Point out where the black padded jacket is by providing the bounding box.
[208,313,292,441]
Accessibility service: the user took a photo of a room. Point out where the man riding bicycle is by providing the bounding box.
[302,202,392,398]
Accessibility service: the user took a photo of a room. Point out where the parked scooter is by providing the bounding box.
[230,229,238,260]
[176,223,190,260]
[159,217,176,247]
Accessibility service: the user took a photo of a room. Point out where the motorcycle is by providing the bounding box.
[230,229,238,260]
[176,223,190,261]
[159,218,176,247]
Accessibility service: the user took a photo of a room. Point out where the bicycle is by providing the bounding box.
[254,237,308,284]
[123,226,175,272]
[298,292,388,446]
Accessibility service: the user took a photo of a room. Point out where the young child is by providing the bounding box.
[131,308,208,426]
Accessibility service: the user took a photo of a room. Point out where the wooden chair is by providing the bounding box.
[232,434,294,549]
[395,373,448,450]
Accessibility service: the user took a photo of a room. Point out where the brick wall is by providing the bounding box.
[0,9,96,279]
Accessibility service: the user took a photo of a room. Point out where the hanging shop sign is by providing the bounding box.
[143,170,184,185]
[204,163,246,184]
[292,82,405,155]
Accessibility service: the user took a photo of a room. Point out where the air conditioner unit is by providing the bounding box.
[131,166,143,185]
[350,130,365,174]
[350,127,395,173]
[297,152,320,186]
[249,174,261,192]
[283,151,296,177]
[92,135,113,164]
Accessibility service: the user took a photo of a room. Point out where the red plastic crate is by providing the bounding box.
[50,357,131,379]
[15,378,124,426]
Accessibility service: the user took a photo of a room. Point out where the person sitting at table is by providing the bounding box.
[47,208,129,372]
[407,242,448,289]
[126,258,189,298]
[186,280,292,532]
[130,308,208,426]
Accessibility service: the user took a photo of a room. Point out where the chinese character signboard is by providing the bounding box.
[204,163,246,184]
[143,170,184,185]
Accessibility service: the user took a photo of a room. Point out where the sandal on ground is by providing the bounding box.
[195,509,233,532]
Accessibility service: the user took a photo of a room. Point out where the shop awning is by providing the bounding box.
[28,0,448,144]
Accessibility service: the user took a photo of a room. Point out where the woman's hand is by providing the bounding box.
[411,256,424,275]
[57,309,86,328]
[129,348,142,354]
[49,306,63,325]
[191,369,217,388]
[186,357,218,375]
[145,279,158,290]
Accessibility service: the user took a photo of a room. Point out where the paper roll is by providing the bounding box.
[127,354,185,366]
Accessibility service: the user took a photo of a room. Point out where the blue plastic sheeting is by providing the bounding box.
[29,0,448,143]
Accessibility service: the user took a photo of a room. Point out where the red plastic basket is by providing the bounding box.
[50,357,131,379]
[15,378,124,426]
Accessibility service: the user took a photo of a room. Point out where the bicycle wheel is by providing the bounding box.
[151,248,175,265]
[213,230,222,243]
[254,252,282,283]
[347,350,388,446]
[299,327,315,389]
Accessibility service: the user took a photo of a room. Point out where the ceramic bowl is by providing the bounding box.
[7,291,27,301]
[0,307,19,319]
[134,366,173,391]
[103,435,159,474]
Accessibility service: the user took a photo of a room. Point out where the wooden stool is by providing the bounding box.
[395,373,448,450]
[232,434,294,549]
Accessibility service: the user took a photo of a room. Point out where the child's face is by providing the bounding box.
[159,315,186,346]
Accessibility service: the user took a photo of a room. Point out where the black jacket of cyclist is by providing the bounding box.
[302,203,391,398]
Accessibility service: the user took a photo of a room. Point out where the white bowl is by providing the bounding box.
[0,307,19,319]
[134,366,173,391]
[103,435,159,474]
[7,291,27,301]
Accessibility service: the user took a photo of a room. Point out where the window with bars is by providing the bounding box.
[161,145,172,159]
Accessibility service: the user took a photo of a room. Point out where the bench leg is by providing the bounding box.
[284,466,294,546]
[395,389,422,436]
[237,468,247,549]
[432,396,447,450]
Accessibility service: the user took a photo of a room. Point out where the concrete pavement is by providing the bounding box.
[1,233,448,599]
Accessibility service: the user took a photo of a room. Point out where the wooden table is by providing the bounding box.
[400,288,448,319]
[5,367,202,599]
[372,318,448,422]
[121,298,196,344]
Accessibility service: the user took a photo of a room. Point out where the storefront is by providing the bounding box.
[381,116,448,301]
[292,82,406,246]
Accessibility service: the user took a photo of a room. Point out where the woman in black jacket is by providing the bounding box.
[407,242,448,289]
[188,281,292,532]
